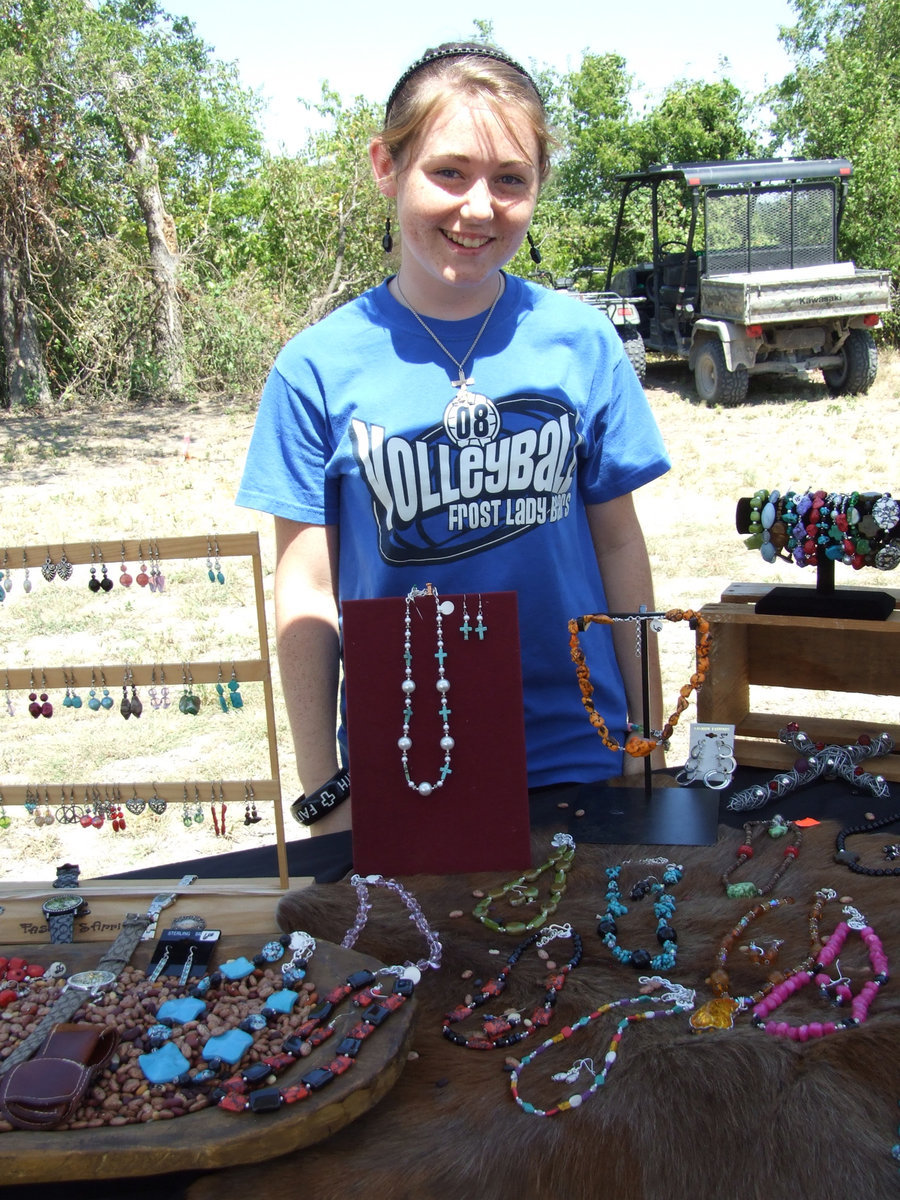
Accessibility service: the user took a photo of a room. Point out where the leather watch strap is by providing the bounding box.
[0,910,153,1077]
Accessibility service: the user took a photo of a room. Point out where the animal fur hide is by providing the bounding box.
[187,816,900,1200]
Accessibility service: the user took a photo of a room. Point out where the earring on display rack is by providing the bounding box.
[41,547,57,583]
[158,665,170,709]
[5,672,15,717]
[216,665,229,713]
[88,543,100,593]
[0,793,10,830]
[150,540,165,593]
[382,215,393,253]
[244,782,261,825]
[228,664,243,709]
[193,785,204,824]
[136,542,150,588]
[527,231,542,264]
[1,550,11,600]
[178,664,200,715]
[127,787,146,817]
[207,535,225,584]
[119,543,133,587]
[97,544,113,592]
[57,543,73,582]
[22,550,32,594]
[148,784,167,816]
[99,669,113,709]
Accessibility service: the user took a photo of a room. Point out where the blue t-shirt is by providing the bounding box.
[237,274,670,786]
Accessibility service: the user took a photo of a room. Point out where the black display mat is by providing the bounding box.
[562,782,720,845]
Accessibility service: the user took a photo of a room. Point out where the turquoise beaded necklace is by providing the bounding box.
[596,860,682,971]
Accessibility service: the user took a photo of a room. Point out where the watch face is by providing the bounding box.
[68,969,116,992]
[43,894,83,916]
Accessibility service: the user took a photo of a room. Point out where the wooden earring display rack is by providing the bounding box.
[0,533,299,942]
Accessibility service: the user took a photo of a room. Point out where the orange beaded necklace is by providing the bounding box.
[567,608,711,758]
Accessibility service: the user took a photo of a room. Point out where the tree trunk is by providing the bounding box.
[125,131,184,399]
[0,253,52,411]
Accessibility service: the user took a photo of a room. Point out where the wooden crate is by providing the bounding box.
[697,582,900,779]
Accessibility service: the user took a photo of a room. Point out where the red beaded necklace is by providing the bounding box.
[442,924,582,1050]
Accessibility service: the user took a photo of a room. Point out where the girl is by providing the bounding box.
[236,42,671,833]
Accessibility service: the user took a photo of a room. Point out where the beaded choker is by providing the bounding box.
[443,924,582,1050]
[721,815,802,898]
[690,890,834,1032]
[508,977,696,1117]
[568,609,711,757]
[596,860,682,971]
[472,833,576,934]
[751,903,888,1039]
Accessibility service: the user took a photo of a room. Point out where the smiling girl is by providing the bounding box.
[236,42,671,834]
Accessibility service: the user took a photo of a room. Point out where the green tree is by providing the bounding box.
[770,0,900,335]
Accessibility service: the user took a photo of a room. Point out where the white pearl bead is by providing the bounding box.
[440,736,455,751]
[436,678,450,693]
[402,679,415,694]
[398,736,412,752]
[417,782,433,796]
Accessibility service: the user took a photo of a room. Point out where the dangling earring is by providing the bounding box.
[382,216,393,253]
[527,231,542,264]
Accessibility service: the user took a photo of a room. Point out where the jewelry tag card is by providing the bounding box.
[343,591,532,875]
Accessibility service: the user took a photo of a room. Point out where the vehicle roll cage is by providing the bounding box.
[603,157,853,292]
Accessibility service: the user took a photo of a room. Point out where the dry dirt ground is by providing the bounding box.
[1,350,898,881]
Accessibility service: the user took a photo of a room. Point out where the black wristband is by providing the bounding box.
[290,767,351,827]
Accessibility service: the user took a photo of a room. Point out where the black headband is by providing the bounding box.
[384,42,543,120]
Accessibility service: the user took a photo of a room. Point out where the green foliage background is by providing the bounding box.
[0,0,897,408]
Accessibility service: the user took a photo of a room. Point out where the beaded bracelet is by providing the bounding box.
[721,815,801,898]
[472,833,576,934]
[744,488,900,570]
[750,904,888,1039]
[568,609,711,757]
[834,809,900,876]
[689,889,835,1032]
[508,978,696,1116]
[596,861,683,971]
[727,725,893,812]
[443,923,583,1050]
[341,873,443,974]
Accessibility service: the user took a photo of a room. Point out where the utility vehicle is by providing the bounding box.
[603,158,892,404]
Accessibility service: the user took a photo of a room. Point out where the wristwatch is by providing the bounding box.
[42,894,89,944]
[65,969,116,996]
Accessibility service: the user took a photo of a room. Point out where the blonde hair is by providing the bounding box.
[379,45,553,183]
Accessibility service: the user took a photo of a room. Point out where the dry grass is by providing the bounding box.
[1,349,898,883]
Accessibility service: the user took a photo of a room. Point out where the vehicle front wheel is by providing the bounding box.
[823,328,878,395]
[693,340,749,406]
[620,327,646,382]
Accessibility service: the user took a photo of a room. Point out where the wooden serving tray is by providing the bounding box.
[0,929,416,1183]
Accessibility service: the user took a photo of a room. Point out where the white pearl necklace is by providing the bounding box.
[399,586,454,796]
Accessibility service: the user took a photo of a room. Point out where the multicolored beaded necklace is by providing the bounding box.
[567,608,711,757]
[508,977,696,1117]
[442,923,582,1050]
[596,860,682,971]
[472,833,576,934]
[751,903,888,1040]
[721,815,802,898]
[689,890,835,1032]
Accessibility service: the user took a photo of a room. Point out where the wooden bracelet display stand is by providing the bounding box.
[697,582,900,781]
[0,533,297,943]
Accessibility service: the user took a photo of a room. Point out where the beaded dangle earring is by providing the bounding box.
[207,536,225,584]
[87,669,101,712]
[136,543,150,587]
[97,544,113,592]
[158,665,170,709]
[474,595,487,640]
[382,215,393,253]
[179,664,201,715]
[119,543,133,587]
[22,550,32,594]
[228,664,244,709]
[459,595,472,640]
[4,673,14,717]
[41,548,57,582]
[88,543,100,592]
[216,665,229,713]
[527,230,542,264]
[1,551,11,598]
[149,540,165,593]
[99,670,114,709]
[0,793,10,830]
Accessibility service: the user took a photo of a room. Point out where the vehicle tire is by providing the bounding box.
[620,327,646,382]
[823,328,878,396]
[693,339,749,406]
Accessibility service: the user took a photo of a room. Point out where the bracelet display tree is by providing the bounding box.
[0,533,291,905]
[700,488,900,778]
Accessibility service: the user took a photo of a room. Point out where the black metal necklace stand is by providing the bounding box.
[570,606,719,847]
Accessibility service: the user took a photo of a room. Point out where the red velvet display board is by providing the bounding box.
[342,591,532,876]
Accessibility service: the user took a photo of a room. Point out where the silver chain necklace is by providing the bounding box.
[395,274,504,395]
